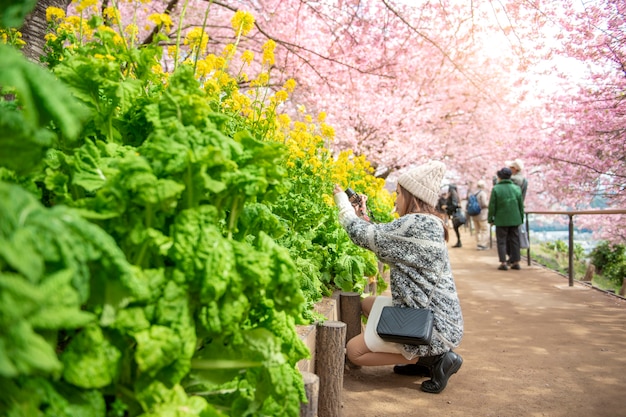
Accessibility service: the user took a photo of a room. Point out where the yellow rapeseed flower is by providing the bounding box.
[125,23,139,40]
[56,22,75,36]
[216,71,234,87]
[320,123,335,140]
[274,90,288,103]
[251,72,269,87]
[204,78,220,95]
[234,91,251,109]
[231,10,255,36]
[46,7,65,22]
[112,33,124,45]
[102,7,119,24]
[241,50,254,65]
[0,28,25,47]
[222,43,235,58]
[75,0,97,13]
[262,39,276,66]
[148,13,173,31]
[278,113,291,126]
[184,27,209,54]
[196,60,210,78]
[65,16,82,29]
[94,53,116,60]
[283,78,296,92]
[201,55,223,74]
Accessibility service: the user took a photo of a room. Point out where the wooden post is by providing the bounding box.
[316,321,346,417]
[339,292,361,345]
[300,371,319,417]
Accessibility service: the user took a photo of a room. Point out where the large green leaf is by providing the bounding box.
[0,45,88,140]
[0,0,37,28]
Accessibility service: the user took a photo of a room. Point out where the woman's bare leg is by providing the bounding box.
[346,333,416,367]
[361,296,376,317]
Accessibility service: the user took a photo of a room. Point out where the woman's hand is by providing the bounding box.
[333,184,343,195]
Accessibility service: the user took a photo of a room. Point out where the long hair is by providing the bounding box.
[397,185,449,242]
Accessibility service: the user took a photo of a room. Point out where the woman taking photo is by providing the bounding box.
[333,160,464,394]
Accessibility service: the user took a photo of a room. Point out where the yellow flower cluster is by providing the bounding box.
[103,7,119,24]
[97,25,124,45]
[46,7,66,22]
[148,13,173,31]
[231,11,255,37]
[223,91,253,116]
[55,15,94,40]
[94,53,117,61]
[262,40,276,66]
[183,27,209,55]
[241,50,254,65]
[39,4,392,216]
[250,72,269,87]
[0,28,26,47]
[74,0,98,14]
[124,23,139,41]
[330,150,393,212]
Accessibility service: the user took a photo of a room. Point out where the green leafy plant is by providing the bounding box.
[590,241,626,289]
[533,240,587,277]
[1,2,395,416]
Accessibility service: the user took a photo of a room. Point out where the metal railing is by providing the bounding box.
[525,209,626,287]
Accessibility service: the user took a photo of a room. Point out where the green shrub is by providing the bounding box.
[590,241,626,288]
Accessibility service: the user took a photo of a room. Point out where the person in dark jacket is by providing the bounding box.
[444,184,462,248]
[488,167,524,270]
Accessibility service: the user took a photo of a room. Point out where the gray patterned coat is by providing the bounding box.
[336,192,464,358]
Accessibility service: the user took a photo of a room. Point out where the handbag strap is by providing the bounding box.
[415,213,446,308]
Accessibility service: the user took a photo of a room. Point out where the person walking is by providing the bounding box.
[333,160,464,394]
[469,180,490,250]
[445,184,463,248]
[506,158,528,201]
[506,158,529,261]
[488,167,524,270]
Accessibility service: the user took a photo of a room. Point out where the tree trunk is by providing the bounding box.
[20,0,72,64]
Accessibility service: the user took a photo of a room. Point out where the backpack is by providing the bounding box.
[466,192,481,216]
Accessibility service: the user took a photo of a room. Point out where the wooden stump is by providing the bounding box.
[582,263,595,282]
[315,321,346,417]
[339,292,361,345]
[300,371,319,417]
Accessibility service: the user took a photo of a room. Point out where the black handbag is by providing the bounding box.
[452,208,466,227]
[375,275,441,346]
[376,306,434,345]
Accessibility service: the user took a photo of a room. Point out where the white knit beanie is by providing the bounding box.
[397,160,446,207]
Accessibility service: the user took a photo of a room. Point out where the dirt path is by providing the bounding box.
[340,229,626,417]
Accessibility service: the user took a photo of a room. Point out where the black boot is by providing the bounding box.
[393,355,439,377]
[453,241,462,248]
[420,351,463,393]
[393,363,431,377]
